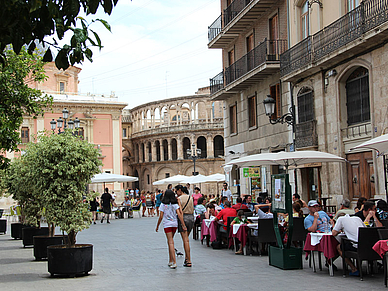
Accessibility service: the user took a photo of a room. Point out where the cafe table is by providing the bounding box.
[373,240,388,287]
[228,223,258,255]
[304,232,339,276]
[201,218,220,243]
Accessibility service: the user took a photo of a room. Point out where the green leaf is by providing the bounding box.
[88,0,100,14]
[42,48,53,62]
[102,0,113,14]
[84,48,93,62]
[55,48,70,70]
[95,19,111,32]
[90,29,102,48]
[27,41,36,55]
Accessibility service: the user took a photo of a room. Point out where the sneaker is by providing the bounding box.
[168,262,173,267]
[169,263,177,269]
[349,270,360,276]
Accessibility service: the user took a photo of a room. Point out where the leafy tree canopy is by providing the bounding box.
[0,47,52,169]
[0,0,119,70]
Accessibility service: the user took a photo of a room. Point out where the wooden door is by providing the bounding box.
[346,151,375,200]
[269,14,279,56]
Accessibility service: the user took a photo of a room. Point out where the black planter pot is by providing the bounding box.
[22,227,49,247]
[0,219,6,234]
[33,235,66,261]
[47,244,93,277]
[11,223,28,240]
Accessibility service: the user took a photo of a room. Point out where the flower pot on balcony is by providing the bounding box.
[22,226,49,247]
[47,244,93,277]
[0,219,6,234]
[33,235,67,261]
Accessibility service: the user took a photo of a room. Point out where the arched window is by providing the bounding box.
[162,139,168,160]
[297,87,314,123]
[197,136,207,158]
[213,135,224,157]
[171,139,178,160]
[155,140,161,161]
[346,67,370,126]
[301,1,309,39]
[182,137,191,159]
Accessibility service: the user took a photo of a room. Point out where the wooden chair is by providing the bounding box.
[193,214,205,240]
[341,227,384,280]
[219,216,235,249]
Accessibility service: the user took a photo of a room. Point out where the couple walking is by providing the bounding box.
[155,184,194,269]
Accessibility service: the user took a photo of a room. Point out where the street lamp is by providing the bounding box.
[186,143,201,176]
[263,95,294,126]
[50,107,81,135]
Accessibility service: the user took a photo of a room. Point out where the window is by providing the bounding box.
[301,1,309,39]
[346,67,370,126]
[246,33,254,53]
[248,95,257,128]
[78,127,84,139]
[21,127,29,143]
[147,174,150,185]
[122,128,127,138]
[165,173,170,178]
[270,84,281,119]
[59,82,65,93]
[230,104,237,134]
[297,88,314,123]
[228,49,235,66]
[346,0,360,12]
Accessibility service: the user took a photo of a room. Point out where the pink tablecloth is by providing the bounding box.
[304,233,339,259]
[201,219,218,242]
[228,224,248,248]
[373,239,388,258]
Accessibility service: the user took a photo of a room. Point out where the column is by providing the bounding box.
[177,135,183,160]
[161,140,165,161]
[139,143,143,163]
[151,141,156,162]
[207,134,214,158]
[168,139,172,161]
[112,114,122,190]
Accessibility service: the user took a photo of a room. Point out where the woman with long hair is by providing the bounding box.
[156,190,186,269]
[175,184,194,267]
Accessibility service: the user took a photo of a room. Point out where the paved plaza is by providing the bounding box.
[0,216,385,291]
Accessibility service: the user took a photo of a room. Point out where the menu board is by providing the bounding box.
[271,174,286,211]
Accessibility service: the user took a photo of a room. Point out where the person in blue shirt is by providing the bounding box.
[304,200,331,232]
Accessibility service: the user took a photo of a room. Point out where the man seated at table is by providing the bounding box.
[332,213,365,276]
[121,196,133,218]
[354,201,383,227]
[333,199,354,222]
[132,197,141,210]
[304,200,331,232]
[232,197,248,210]
[243,195,257,212]
[214,201,237,235]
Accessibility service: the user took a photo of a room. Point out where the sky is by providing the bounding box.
[76,0,222,109]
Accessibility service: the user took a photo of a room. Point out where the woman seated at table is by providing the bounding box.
[195,197,207,215]
[231,210,253,255]
[205,203,218,219]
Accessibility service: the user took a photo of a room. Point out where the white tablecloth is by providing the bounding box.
[204,217,216,228]
[310,232,332,246]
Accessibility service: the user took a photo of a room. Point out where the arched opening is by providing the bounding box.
[141,143,145,162]
[171,138,178,160]
[297,87,314,123]
[163,139,168,160]
[134,169,139,191]
[197,136,207,158]
[155,140,161,161]
[147,141,152,162]
[182,137,191,159]
[135,144,139,163]
[213,135,224,157]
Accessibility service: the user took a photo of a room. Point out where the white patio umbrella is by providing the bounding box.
[179,174,207,184]
[349,134,388,156]
[152,174,189,186]
[91,173,138,183]
[195,173,226,183]
[224,150,346,169]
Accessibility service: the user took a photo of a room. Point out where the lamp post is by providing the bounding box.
[263,95,295,126]
[186,143,201,176]
[50,108,81,135]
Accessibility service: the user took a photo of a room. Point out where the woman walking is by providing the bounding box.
[156,190,186,269]
[175,184,194,267]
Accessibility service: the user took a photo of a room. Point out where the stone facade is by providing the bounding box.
[122,88,225,194]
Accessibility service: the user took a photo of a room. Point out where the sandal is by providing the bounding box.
[183,260,192,267]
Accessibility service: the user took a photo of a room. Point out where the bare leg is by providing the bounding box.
[180,231,191,264]
[142,205,146,217]
[156,207,160,217]
[165,232,176,264]
[337,244,357,272]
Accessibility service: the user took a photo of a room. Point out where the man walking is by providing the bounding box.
[101,188,115,224]
[221,182,232,202]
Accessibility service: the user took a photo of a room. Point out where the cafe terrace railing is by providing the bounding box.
[225,39,287,85]
[280,0,388,77]
[208,15,222,43]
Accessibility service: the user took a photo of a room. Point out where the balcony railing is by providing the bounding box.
[295,120,318,149]
[210,71,224,94]
[224,0,252,27]
[208,15,222,43]
[281,0,388,77]
[225,39,287,86]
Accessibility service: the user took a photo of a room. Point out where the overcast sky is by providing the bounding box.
[77,0,222,108]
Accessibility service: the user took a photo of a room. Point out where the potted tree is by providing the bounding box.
[6,158,49,247]
[22,131,101,275]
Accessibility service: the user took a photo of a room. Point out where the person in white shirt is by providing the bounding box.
[221,182,232,202]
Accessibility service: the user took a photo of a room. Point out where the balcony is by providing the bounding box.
[281,0,388,81]
[210,39,287,100]
[295,120,318,149]
[208,0,275,48]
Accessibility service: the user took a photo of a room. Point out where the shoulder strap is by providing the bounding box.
[182,196,191,212]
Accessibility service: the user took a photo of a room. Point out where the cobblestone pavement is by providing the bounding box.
[0,216,385,291]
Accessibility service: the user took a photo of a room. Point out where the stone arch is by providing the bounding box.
[141,142,145,162]
[155,140,161,161]
[162,139,169,160]
[147,141,152,162]
[296,86,314,123]
[155,166,176,181]
[183,164,207,176]
[197,136,207,158]
[171,138,178,160]
[214,135,224,157]
[182,137,191,159]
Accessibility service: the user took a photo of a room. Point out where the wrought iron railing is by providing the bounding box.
[281,0,388,77]
[224,0,252,27]
[210,71,224,94]
[295,120,318,149]
[224,39,287,86]
[208,15,222,43]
